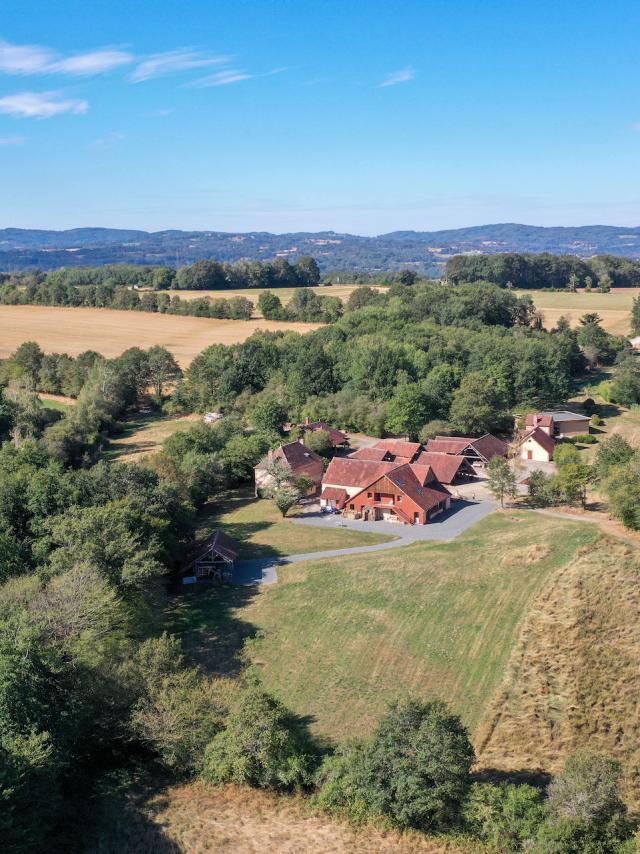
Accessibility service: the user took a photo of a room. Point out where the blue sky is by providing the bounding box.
[1,0,639,234]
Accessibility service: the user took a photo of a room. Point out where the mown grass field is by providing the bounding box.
[520,288,638,335]
[0,305,322,367]
[193,490,396,560]
[171,511,598,744]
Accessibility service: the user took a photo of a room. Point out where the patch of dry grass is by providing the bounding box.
[104,413,201,461]
[518,288,638,335]
[476,537,640,805]
[0,305,322,367]
[97,783,476,853]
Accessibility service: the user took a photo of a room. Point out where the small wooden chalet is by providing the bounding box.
[344,464,451,525]
[181,530,239,585]
[425,434,508,469]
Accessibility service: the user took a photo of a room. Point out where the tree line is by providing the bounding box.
[0,255,322,292]
[446,252,640,290]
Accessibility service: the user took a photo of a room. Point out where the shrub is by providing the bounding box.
[574,433,597,444]
[591,413,603,426]
[316,699,474,831]
[201,687,316,790]
[553,443,581,467]
[464,782,547,852]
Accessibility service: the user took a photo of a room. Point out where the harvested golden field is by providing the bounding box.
[476,535,640,805]
[519,288,638,335]
[167,283,386,312]
[0,305,322,367]
[95,784,474,854]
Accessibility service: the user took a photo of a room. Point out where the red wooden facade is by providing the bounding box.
[344,465,450,525]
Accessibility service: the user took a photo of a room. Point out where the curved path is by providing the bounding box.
[232,499,498,585]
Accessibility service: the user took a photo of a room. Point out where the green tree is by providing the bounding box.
[449,372,509,436]
[486,456,518,508]
[250,396,288,433]
[303,428,333,458]
[553,443,581,467]
[556,462,593,508]
[384,383,432,437]
[316,699,474,831]
[399,269,418,286]
[293,256,321,286]
[12,341,44,388]
[595,435,634,480]
[151,266,176,290]
[146,345,182,399]
[201,687,315,790]
[631,295,640,336]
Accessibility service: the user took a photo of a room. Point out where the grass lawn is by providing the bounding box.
[40,396,74,413]
[519,288,637,335]
[170,510,598,743]
[103,412,200,461]
[194,489,397,559]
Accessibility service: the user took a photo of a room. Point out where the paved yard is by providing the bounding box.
[232,498,497,585]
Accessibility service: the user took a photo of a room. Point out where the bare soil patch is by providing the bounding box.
[0,305,322,367]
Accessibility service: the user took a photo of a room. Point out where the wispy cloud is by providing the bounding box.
[130,49,227,82]
[0,91,88,118]
[0,135,24,144]
[188,68,251,87]
[0,39,132,76]
[91,130,125,150]
[381,67,415,87]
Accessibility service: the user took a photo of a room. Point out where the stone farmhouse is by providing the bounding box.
[254,441,324,496]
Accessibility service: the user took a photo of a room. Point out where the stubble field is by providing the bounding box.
[0,305,322,366]
[520,288,638,335]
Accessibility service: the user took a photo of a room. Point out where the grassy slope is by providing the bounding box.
[194,490,396,559]
[171,511,597,743]
[476,535,640,806]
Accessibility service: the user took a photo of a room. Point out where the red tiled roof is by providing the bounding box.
[278,441,323,470]
[525,413,553,428]
[385,464,450,513]
[471,434,509,460]
[181,529,238,573]
[323,458,399,489]
[426,434,507,461]
[348,446,390,461]
[425,437,471,455]
[321,487,348,503]
[413,452,470,483]
[522,426,556,454]
[372,439,422,460]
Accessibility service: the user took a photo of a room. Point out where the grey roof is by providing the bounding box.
[541,410,590,422]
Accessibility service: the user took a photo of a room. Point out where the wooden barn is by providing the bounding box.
[181,529,239,585]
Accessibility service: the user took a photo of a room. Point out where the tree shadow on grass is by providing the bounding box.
[168,582,262,678]
[473,767,552,790]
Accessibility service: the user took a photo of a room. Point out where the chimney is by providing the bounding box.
[305,416,311,426]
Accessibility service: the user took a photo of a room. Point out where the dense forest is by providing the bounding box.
[446,252,640,289]
[1,277,639,851]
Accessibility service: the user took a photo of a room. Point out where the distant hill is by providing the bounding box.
[2,223,640,274]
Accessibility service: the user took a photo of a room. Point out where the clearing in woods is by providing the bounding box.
[103,412,202,461]
[188,489,396,561]
[0,305,322,367]
[520,288,638,335]
[170,512,599,743]
[94,784,471,854]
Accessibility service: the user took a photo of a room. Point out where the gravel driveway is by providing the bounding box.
[232,499,497,585]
